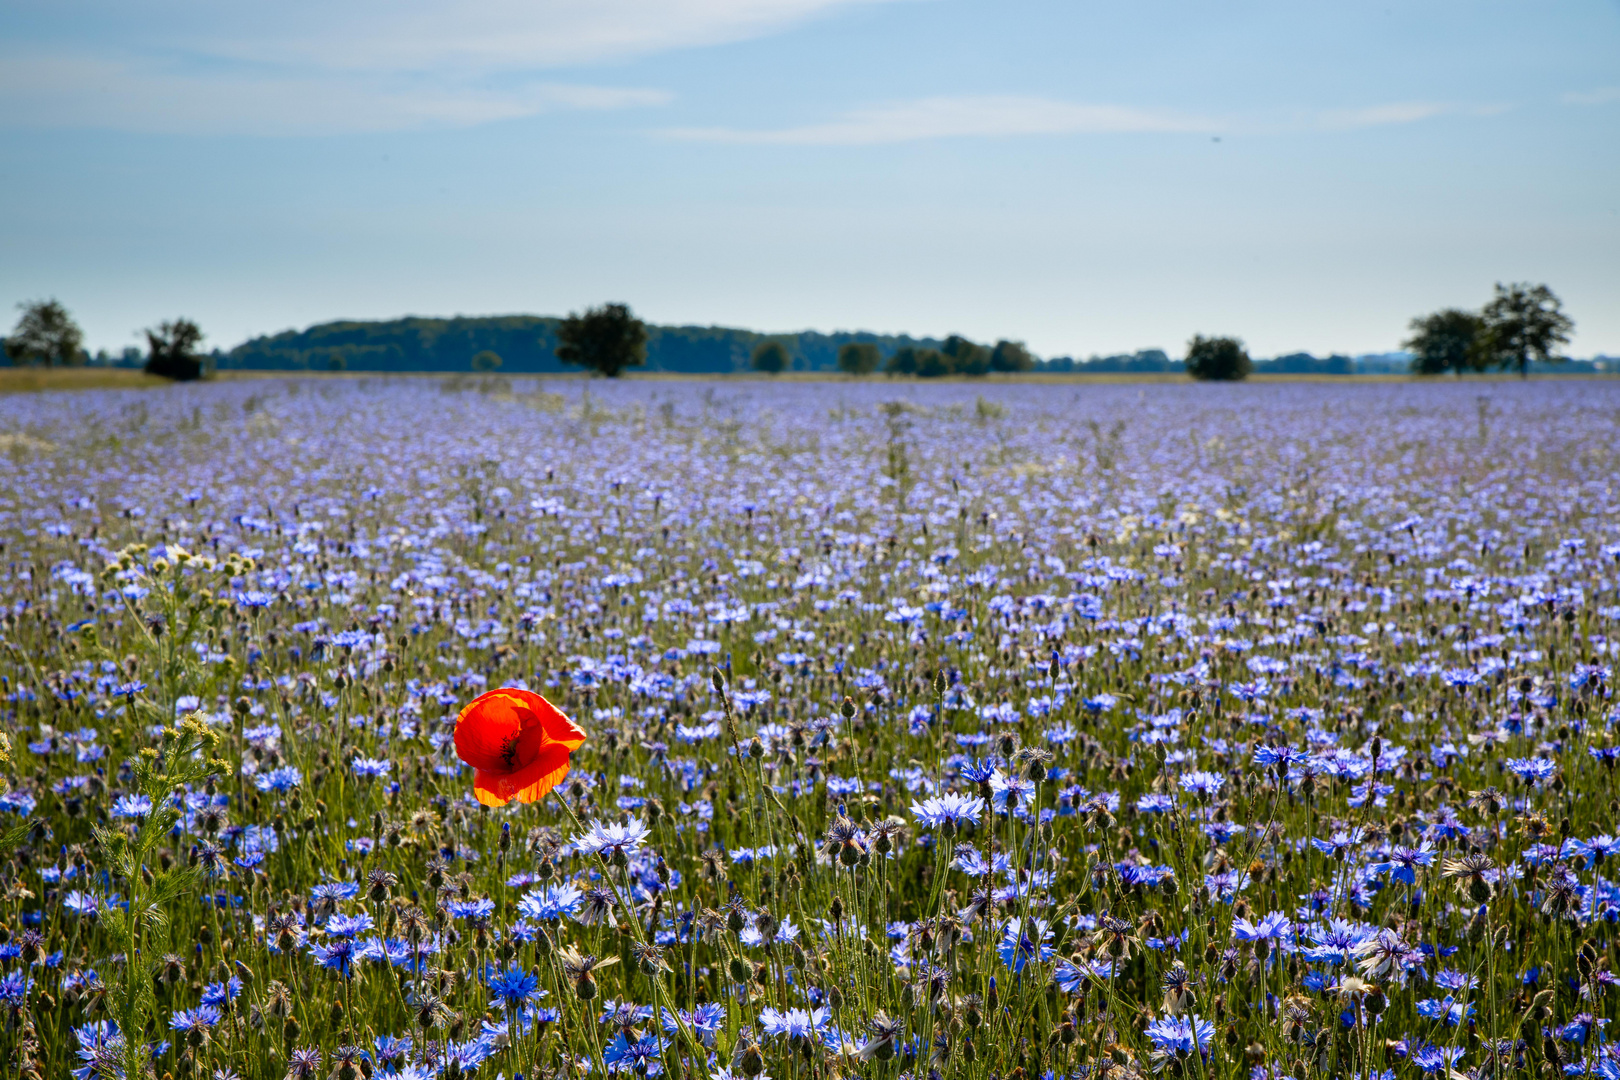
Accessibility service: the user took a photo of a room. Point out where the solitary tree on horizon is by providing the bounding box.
[1404,308,1485,375]
[1184,335,1251,381]
[145,318,207,380]
[555,303,647,378]
[1479,283,1573,378]
[5,299,84,367]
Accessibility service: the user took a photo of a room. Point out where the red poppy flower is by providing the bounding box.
[453,688,587,807]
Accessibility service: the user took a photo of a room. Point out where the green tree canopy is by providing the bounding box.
[5,299,85,367]
[1184,335,1251,381]
[942,335,990,376]
[886,347,922,376]
[144,319,207,381]
[989,339,1035,373]
[1479,283,1574,378]
[471,350,503,372]
[751,340,790,374]
[555,303,647,378]
[916,349,952,378]
[1403,309,1485,375]
[836,341,881,375]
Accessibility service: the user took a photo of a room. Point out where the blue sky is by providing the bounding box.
[2,0,1617,358]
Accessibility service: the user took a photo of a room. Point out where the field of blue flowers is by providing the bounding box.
[1,375,1618,1080]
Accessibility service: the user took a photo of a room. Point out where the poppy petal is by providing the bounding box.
[501,688,587,751]
[472,743,572,806]
[472,769,516,807]
[454,690,530,771]
[541,705,588,752]
[512,743,573,804]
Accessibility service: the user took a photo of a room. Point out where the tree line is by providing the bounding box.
[3,282,1583,383]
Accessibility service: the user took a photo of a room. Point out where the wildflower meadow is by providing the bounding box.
[2,376,1619,1080]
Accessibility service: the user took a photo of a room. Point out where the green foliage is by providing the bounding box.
[883,336,1010,378]
[750,340,790,374]
[1480,282,1574,378]
[556,303,648,378]
[989,339,1035,372]
[5,298,85,367]
[1404,309,1486,375]
[471,350,504,372]
[941,335,990,376]
[835,341,881,375]
[1184,334,1252,381]
[915,349,951,378]
[144,318,207,381]
[224,317,939,375]
[886,346,922,375]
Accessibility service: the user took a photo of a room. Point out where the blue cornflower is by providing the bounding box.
[952,846,992,876]
[200,976,242,1007]
[1504,758,1557,784]
[447,898,496,921]
[311,938,357,978]
[1302,919,1374,965]
[1416,996,1474,1026]
[1558,1014,1608,1045]
[72,1020,126,1080]
[442,1038,495,1073]
[1135,793,1175,814]
[487,966,541,1008]
[958,759,998,786]
[169,1004,221,1035]
[311,881,359,904]
[374,1034,413,1069]
[1433,968,1479,991]
[1252,744,1302,769]
[1408,1042,1465,1074]
[910,793,986,830]
[1310,828,1366,860]
[759,1006,831,1042]
[351,757,391,778]
[1143,1014,1214,1058]
[518,883,584,921]
[1232,911,1291,943]
[662,1002,726,1046]
[325,913,375,938]
[111,794,153,819]
[0,970,33,1003]
[253,767,302,793]
[603,1034,668,1075]
[1178,771,1225,797]
[998,917,1054,973]
[1368,841,1435,885]
[573,817,651,860]
[1053,957,1112,993]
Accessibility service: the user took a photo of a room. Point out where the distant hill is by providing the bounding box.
[213,316,1616,376]
[223,315,943,374]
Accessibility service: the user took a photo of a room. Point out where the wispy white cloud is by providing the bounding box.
[1312,102,1452,130]
[0,54,670,135]
[185,0,908,74]
[1312,101,1508,130]
[1562,86,1620,106]
[661,95,1490,146]
[0,0,894,134]
[663,95,1220,145]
